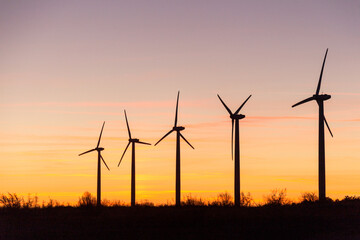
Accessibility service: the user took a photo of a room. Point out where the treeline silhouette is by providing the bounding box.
[1,190,360,209]
[2,192,360,239]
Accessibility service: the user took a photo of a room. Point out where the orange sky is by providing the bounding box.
[1,0,360,204]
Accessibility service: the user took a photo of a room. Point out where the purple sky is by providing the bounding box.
[1,0,360,203]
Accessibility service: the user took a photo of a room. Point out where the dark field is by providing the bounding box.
[1,202,360,240]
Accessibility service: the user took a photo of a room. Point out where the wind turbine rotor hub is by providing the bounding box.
[231,114,245,120]
[313,94,331,101]
[173,126,185,131]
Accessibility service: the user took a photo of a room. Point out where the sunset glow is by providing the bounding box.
[1,0,360,205]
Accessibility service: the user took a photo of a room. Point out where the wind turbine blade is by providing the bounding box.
[292,96,315,108]
[154,130,174,146]
[137,141,151,145]
[231,119,234,161]
[324,116,333,137]
[100,154,110,171]
[315,48,328,95]
[179,133,194,149]
[234,95,252,115]
[124,110,131,139]
[174,91,180,127]
[217,94,233,115]
[79,148,96,156]
[96,122,105,148]
[118,142,131,166]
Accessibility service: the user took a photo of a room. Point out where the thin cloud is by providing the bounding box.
[332,92,360,96]
[187,116,316,129]
[186,120,228,129]
[0,101,172,108]
[0,99,212,108]
[343,119,360,122]
[246,116,315,121]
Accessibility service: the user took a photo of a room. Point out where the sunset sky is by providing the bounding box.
[1,0,360,204]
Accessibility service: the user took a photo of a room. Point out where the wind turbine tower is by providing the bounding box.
[155,91,194,207]
[292,48,333,202]
[217,94,251,206]
[118,110,151,207]
[79,122,110,207]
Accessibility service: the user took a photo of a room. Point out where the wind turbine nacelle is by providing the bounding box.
[232,114,245,120]
[130,138,139,142]
[97,147,104,151]
[314,94,331,101]
[173,126,185,131]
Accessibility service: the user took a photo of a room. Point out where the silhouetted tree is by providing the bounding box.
[343,195,360,201]
[240,192,253,207]
[211,192,233,206]
[183,194,206,206]
[44,198,61,208]
[263,189,291,206]
[138,200,155,207]
[78,192,96,207]
[0,193,23,208]
[23,194,39,208]
[300,192,318,203]
[110,200,126,207]
[101,199,112,207]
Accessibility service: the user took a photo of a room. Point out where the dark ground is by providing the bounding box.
[1,202,360,240]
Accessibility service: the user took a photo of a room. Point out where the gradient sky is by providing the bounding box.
[1,0,360,204]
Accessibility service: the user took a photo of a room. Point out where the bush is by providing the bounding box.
[0,193,23,208]
[299,192,318,203]
[23,194,39,208]
[342,195,360,201]
[78,192,96,207]
[240,192,253,207]
[101,199,112,207]
[211,192,233,206]
[138,200,155,207]
[110,200,126,207]
[45,198,61,208]
[263,189,291,206]
[182,194,206,206]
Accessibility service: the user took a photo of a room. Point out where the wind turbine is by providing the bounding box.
[118,110,151,207]
[154,91,194,207]
[79,122,110,207]
[292,48,333,202]
[217,94,252,207]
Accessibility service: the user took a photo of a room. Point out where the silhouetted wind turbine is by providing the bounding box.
[292,48,333,202]
[154,91,194,207]
[217,94,251,207]
[79,122,110,207]
[118,110,151,207]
